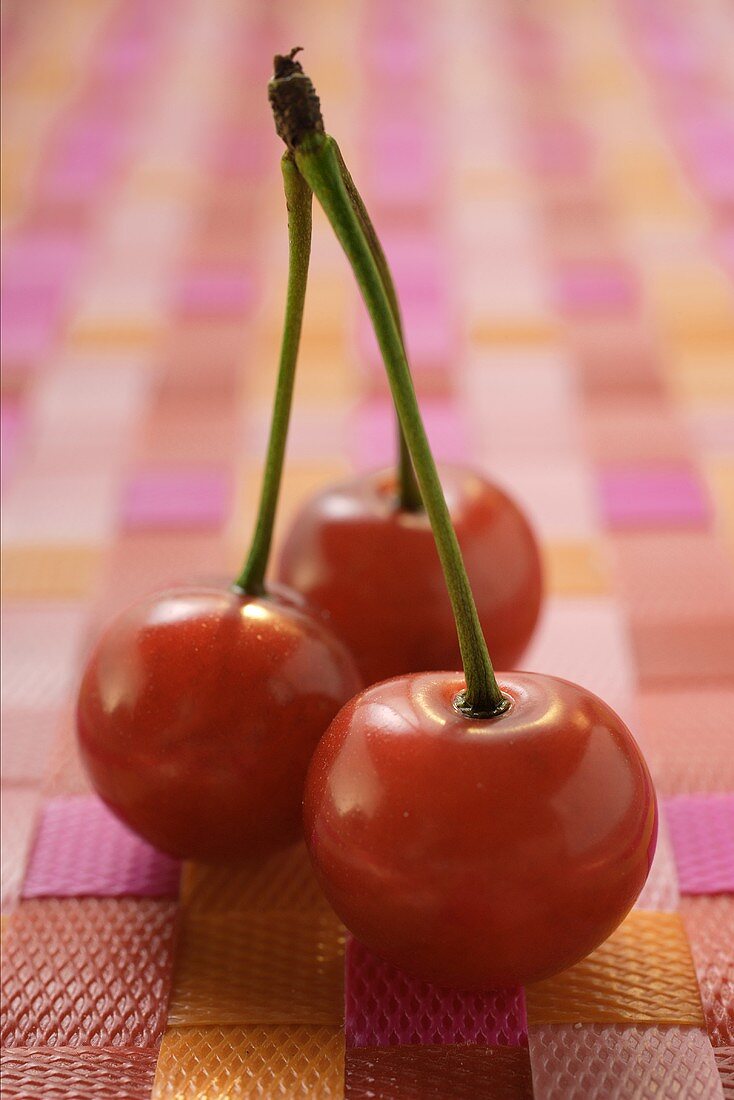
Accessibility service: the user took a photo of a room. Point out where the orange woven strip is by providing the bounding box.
[152,1025,345,1099]
[526,911,704,1026]
[167,911,346,1027]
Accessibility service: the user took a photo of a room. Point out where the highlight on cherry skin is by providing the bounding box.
[278,465,543,685]
[76,583,362,863]
[304,670,657,989]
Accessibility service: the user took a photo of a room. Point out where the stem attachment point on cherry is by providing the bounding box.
[453,689,512,721]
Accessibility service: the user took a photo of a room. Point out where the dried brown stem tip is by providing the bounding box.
[269,47,324,151]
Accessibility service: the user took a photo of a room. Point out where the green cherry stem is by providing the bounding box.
[268,53,505,716]
[299,134,506,717]
[332,142,422,513]
[234,152,312,595]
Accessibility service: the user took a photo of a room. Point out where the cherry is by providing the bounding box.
[278,465,542,684]
[304,671,657,987]
[78,584,361,862]
[269,55,657,988]
[75,155,362,862]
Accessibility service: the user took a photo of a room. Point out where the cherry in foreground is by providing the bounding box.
[78,584,361,862]
[270,52,657,986]
[76,156,341,863]
[279,465,542,684]
[304,671,657,988]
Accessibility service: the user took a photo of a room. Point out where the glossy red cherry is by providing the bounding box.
[77,584,361,862]
[304,670,657,988]
[277,466,543,684]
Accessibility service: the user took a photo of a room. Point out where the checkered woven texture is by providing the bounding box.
[2,0,732,1096]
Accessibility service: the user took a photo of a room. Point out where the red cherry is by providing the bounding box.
[304,670,657,988]
[277,466,543,684]
[77,584,361,862]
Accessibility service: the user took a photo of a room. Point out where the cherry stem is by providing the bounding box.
[234,153,312,595]
[332,141,422,513]
[296,133,506,718]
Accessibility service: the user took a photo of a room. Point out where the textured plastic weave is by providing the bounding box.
[167,911,346,1027]
[611,533,734,622]
[152,1025,345,1099]
[525,911,704,1026]
[716,1048,734,1099]
[1,605,89,710]
[22,796,181,899]
[0,786,41,912]
[345,937,528,1049]
[1,898,177,1047]
[0,710,61,785]
[345,1044,534,1100]
[665,795,734,894]
[42,719,94,797]
[630,617,734,688]
[680,896,734,1048]
[0,1047,158,1100]
[638,689,734,795]
[528,1025,723,1100]
[2,0,734,1093]
[180,843,330,913]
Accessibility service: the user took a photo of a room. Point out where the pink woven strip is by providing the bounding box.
[121,468,231,530]
[665,795,734,895]
[1,787,41,913]
[176,269,255,317]
[0,1047,158,1100]
[1,711,61,786]
[553,260,640,315]
[345,938,528,1049]
[1,232,86,285]
[528,1024,723,1100]
[598,468,710,529]
[22,796,180,899]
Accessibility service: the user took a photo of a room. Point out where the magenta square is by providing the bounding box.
[345,938,528,1048]
[121,468,231,530]
[554,261,639,314]
[664,795,734,895]
[1,282,63,329]
[0,306,60,366]
[1,231,84,284]
[21,796,180,899]
[176,269,255,317]
[598,467,711,529]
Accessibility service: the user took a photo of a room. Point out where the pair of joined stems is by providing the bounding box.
[235,149,418,596]
[236,87,506,718]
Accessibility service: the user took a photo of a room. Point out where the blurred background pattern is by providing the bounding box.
[1,1,733,1096]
